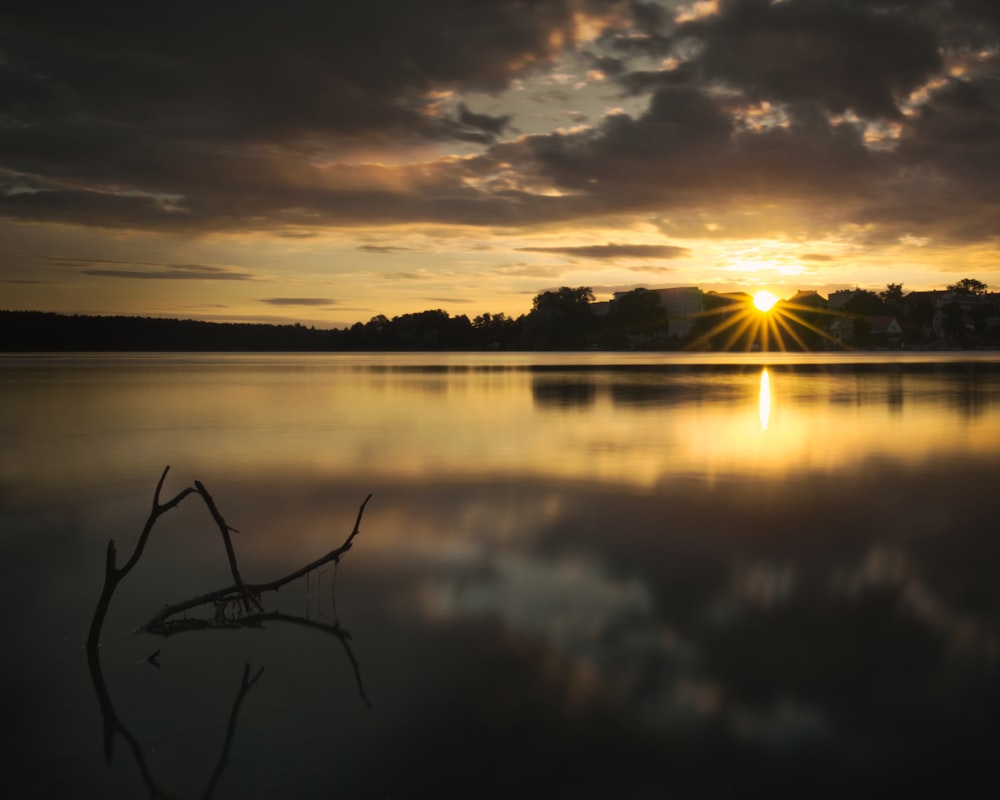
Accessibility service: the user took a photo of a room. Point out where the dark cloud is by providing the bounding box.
[0,1,608,146]
[584,53,628,78]
[519,243,690,259]
[84,268,252,281]
[419,296,471,305]
[53,257,255,280]
[358,245,412,254]
[454,103,513,142]
[616,62,700,96]
[259,297,337,306]
[0,0,999,250]
[898,75,1000,184]
[955,0,1000,34]
[627,265,674,274]
[0,1,629,228]
[673,0,943,120]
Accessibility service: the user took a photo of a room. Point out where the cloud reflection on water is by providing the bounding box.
[4,354,1000,795]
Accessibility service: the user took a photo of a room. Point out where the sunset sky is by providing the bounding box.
[2,0,1000,327]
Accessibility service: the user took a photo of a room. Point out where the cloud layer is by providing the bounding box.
[2,0,999,251]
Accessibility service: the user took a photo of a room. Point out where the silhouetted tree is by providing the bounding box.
[941,301,970,345]
[532,286,595,315]
[947,278,988,296]
[610,288,666,328]
[524,286,596,348]
[880,283,904,305]
[598,288,668,349]
[844,289,886,316]
[472,312,520,348]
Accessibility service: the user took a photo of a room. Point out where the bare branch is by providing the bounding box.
[86,467,373,798]
[152,464,170,509]
[202,663,266,800]
[194,480,260,613]
[144,493,373,630]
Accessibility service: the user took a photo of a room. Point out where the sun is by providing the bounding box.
[753,290,779,312]
[684,289,849,352]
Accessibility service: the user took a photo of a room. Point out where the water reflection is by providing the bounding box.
[5,355,1000,495]
[83,470,370,798]
[531,376,598,408]
[759,367,771,431]
[5,353,1000,796]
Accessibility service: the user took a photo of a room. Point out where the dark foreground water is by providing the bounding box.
[3,352,1000,798]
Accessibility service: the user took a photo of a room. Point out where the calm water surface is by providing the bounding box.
[3,352,1000,797]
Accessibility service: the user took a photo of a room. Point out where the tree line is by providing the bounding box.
[2,279,998,351]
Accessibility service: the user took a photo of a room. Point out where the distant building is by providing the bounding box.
[829,315,902,347]
[827,289,859,310]
[870,316,904,345]
[788,290,827,309]
[591,300,612,317]
[828,317,853,343]
[903,290,947,309]
[611,286,706,338]
[652,287,706,317]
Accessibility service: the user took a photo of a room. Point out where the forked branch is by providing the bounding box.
[143,491,371,633]
[86,467,373,795]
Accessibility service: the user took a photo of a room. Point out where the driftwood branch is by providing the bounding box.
[86,465,197,652]
[85,467,373,796]
[192,480,261,613]
[143,492,371,632]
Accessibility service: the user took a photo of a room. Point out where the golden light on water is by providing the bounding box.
[759,367,771,431]
[8,354,1000,498]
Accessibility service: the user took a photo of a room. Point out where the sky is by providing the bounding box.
[2,0,1000,327]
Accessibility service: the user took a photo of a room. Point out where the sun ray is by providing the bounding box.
[771,313,810,351]
[683,294,857,352]
[722,312,760,351]
[777,304,852,350]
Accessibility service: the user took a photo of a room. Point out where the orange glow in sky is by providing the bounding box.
[1,2,998,327]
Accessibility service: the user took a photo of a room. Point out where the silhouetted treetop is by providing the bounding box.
[609,288,666,327]
[844,289,886,316]
[948,278,988,296]
[880,283,904,304]
[531,286,596,313]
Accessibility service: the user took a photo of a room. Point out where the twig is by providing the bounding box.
[193,480,261,613]
[87,465,196,651]
[201,663,265,800]
[144,494,372,631]
[86,467,373,797]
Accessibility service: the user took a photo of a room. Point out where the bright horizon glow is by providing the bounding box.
[753,290,780,312]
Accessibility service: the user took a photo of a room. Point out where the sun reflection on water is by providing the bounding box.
[759,367,771,431]
[5,354,1000,497]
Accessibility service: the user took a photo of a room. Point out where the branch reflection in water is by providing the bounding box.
[84,467,371,798]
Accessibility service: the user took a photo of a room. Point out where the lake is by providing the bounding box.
[3,351,1000,797]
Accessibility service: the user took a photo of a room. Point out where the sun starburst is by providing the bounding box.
[685,292,850,352]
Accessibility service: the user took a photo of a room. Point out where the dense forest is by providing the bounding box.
[3,281,999,352]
